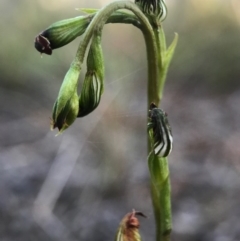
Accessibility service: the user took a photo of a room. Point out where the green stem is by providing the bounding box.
[148,27,172,241]
[87,11,142,32]
[148,152,172,241]
[106,11,141,29]
[72,1,159,105]
[70,2,170,241]
[152,25,167,104]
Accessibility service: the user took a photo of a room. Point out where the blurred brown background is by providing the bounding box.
[0,0,240,241]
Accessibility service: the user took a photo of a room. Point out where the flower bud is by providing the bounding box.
[35,34,52,55]
[51,64,80,133]
[78,32,104,117]
[135,0,167,23]
[87,33,104,85]
[35,15,92,55]
[78,71,102,117]
[148,103,173,157]
[51,91,79,133]
[115,210,146,241]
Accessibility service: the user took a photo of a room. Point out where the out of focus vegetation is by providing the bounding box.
[0,0,240,241]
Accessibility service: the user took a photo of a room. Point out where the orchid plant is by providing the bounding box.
[35,0,178,240]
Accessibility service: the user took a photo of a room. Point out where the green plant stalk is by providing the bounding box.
[151,26,169,240]
[148,152,171,241]
[62,2,174,240]
[148,25,177,241]
[86,10,143,30]
[153,27,164,101]
[76,3,172,241]
[72,1,159,104]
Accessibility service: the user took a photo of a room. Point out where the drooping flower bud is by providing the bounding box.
[78,32,104,117]
[86,33,104,85]
[115,210,146,241]
[34,15,93,55]
[51,63,80,133]
[78,71,101,117]
[148,103,173,157]
[135,0,167,23]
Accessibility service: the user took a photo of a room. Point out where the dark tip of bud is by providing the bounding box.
[134,211,147,218]
[126,210,146,229]
[34,34,52,55]
[149,102,157,110]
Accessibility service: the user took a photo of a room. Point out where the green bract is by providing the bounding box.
[86,33,104,89]
[78,71,102,117]
[78,32,104,117]
[51,63,80,133]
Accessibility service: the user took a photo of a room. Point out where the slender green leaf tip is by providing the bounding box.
[163,33,178,68]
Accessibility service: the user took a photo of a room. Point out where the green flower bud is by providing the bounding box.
[51,91,79,133]
[135,0,167,23]
[78,71,102,117]
[86,33,104,84]
[51,64,80,133]
[35,15,93,55]
[148,103,173,157]
[115,210,146,241]
[78,32,104,117]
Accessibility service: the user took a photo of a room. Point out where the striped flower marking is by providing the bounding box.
[148,103,173,157]
[135,0,167,22]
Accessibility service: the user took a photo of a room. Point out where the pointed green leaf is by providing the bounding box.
[158,25,167,56]
[164,33,178,69]
[75,8,99,14]
[158,33,178,99]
